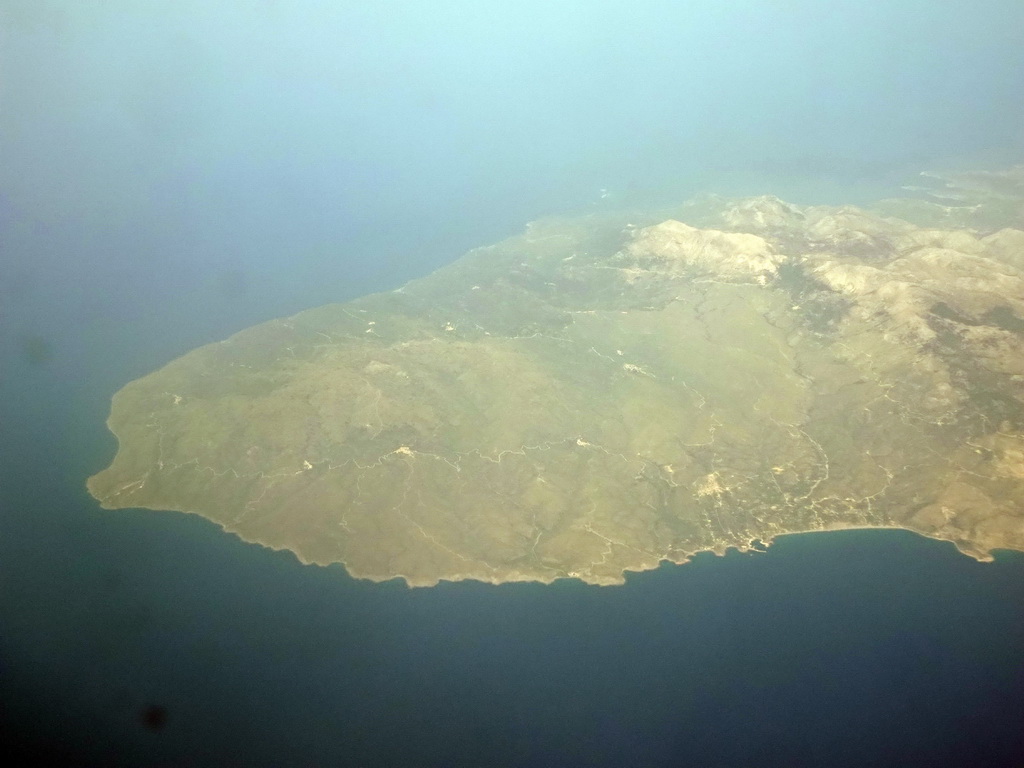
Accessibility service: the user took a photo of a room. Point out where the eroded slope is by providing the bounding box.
[89,170,1024,585]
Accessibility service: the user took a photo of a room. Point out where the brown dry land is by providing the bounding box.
[89,168,1024,586]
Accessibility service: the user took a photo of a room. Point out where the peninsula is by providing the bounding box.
[88,168,1024,586]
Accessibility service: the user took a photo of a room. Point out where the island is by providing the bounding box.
[88,167,1024,586]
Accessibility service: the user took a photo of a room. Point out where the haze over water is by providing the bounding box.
[2,2,1023,765]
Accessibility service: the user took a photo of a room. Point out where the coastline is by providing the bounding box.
[89,494,1008,589]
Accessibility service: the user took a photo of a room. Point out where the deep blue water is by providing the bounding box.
[4,413,1024,767]
[3,203,1024,765]
[3,2,1024,765]
[3,307,1024,765]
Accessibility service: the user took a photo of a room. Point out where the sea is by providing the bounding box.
[2,2,1024,766]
